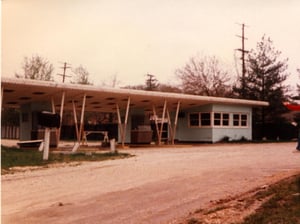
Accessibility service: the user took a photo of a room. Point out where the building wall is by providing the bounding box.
[211,105,252,142]
[176,104,252,143]
[20,102,52,140]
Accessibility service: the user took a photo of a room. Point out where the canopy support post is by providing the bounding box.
[72,93,86,152]
[116,97,130,148]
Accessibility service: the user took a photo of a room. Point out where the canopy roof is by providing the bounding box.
[1,77,268,112]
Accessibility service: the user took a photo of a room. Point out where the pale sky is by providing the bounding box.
[2,0,300,91]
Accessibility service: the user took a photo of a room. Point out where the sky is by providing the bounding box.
[2,0,300,91]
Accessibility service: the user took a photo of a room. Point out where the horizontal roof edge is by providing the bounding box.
[1,77,269,107]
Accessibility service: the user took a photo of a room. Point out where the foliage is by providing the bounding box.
[1,145,132,172]
[176,55,233,97]
[72,65,92,85]
[233,35,290,124]
[241,174,300,224]
[15,55,54,81]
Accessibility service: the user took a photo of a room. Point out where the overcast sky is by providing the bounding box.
[2,0,300,91]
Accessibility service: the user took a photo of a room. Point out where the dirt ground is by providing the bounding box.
[1,141,300,224]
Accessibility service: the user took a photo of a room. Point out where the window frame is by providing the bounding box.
[189,112,249,128]
[232,113,249,127]
[213,112,230,127]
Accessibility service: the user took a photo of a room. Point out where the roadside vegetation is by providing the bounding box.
[1,145,132,174]
[185,173,300,224]
[241,174,300,224]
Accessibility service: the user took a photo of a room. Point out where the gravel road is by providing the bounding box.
[2,142,300,224]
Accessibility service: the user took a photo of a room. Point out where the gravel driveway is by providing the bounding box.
[2,142,300,224]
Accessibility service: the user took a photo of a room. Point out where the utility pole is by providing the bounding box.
[57,62,72,83]
[236,23,249,97]
[146,73,158,91]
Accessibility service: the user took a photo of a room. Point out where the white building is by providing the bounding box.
[1,77,268,147]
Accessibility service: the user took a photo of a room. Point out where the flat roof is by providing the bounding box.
[1,77,268,112]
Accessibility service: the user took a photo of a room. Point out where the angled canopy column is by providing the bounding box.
[116,97,130,148]
[152,100,167,145]
[56,91,65,145]
[167,101,181,144]
[72,100,79,141]
[72,93,86,152]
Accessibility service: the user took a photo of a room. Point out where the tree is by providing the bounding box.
[175,55,232,97]
[234,35,289,124]
[72,65,92,85]
[15,55,54,81]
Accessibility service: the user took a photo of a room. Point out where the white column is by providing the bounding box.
[43,128,51,160]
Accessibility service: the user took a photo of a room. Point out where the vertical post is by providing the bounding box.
[51,97,56,113]
[158,100,167,145]
[78,93,86,143]
[122,97,130,146]
[166,107,173,144]
[152,105,160,144]
[172,101,181,144]
[1,87,3,109]
[116,103,124,144]
[72,100,79,141]
[57,91,65,145]
[43,127,51,160]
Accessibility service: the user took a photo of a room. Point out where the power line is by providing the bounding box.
[57,62,72,83]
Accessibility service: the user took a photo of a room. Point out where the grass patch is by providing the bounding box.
[241,174,300,224]
[1,145,132,174]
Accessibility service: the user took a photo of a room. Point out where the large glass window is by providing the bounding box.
[214,112,230,126]
[222,113,229,126]
[200,113,211,126]
[214,113,221,126]
[189,112,211,127]
[190,112,247,127]
[189,113,199,127]
[233,113,248,127]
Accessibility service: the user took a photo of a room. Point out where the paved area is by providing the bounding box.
[1,141,300,224]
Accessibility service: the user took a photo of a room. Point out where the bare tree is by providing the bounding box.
[72,65,92,85]
[176,55,232,97]
[15,55,54,81]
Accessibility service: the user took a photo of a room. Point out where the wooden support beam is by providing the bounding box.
[158,100,167,145]
[116,97,131,148]
[166,107,173,143]
[51,97,56,113]
[78,93,87,144]
[57,91,65,145]
[152,105,160,144]
[72,100,79,141]
[72,94,86,152]
[172,101,181,144]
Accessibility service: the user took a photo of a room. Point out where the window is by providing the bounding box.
[241,114,248,126]
[214,113,230,126]
[201,113,211,126]
[233,113,248,127]
[189,113,199,127]
[222,113,229,126]
[190,112,247,127]
[214,113,221,126]
[189,112,211,127]
[233,114,240,126]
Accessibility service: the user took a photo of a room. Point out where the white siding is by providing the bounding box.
[176,104,252,142]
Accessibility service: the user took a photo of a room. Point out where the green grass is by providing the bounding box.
[1,145,132,173]
[241,174,300,224]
